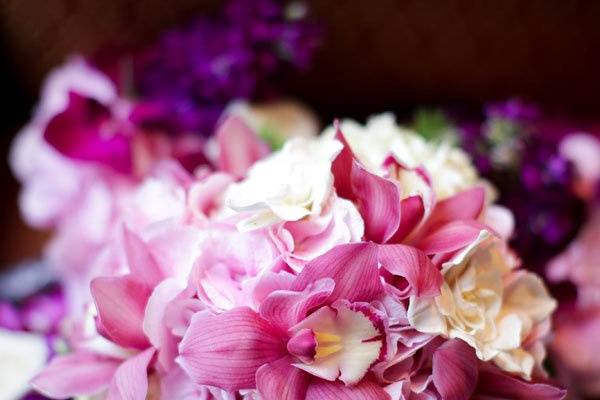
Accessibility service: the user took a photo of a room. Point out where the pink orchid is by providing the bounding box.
[178,242,441,399]
[33,226,206,399]
[331,125,487,257]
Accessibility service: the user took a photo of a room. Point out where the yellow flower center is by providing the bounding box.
[314,331,342,359]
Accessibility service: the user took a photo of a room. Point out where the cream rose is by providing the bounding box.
[407,231,557,379]
[225,137,343,231]
[324,113,479,200]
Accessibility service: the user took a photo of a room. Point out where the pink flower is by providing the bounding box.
[189,225,280,311]
[559,133,600,199]
[331,124,488,262]
[33,226,205,399]
[178,242,440,399]
[548,209,600,307]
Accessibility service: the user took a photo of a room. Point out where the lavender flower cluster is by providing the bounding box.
[127,0,321,135]
[422,100,587,274]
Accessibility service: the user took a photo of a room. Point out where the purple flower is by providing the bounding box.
[455,100,586,273]
[129,0,321,135]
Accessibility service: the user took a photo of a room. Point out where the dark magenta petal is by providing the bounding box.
[44,92,133,174]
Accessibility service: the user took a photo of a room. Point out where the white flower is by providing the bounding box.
[407,231,557,379]
[324,113,479,200]
[0,329,48,400]
[226,137,343,231]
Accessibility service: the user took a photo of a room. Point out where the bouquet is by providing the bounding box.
[13,104,566,398]
[2,2,573,398]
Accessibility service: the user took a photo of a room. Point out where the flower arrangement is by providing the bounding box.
[2,1,580,397]
[11,102,565,398]
[414,100,600,398]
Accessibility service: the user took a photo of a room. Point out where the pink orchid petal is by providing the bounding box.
[32,352,120,398]
[256,356,309,400]
[188,172,234,219]
[432,339,478,400]
[91,275,151,349]
[378,244,443,298]
[389,195,425,243]
[259,278,335,332]
[142,279,183,356]
[331,124,357,200]
[474,362,566,400]
[306,379,391,400]
[122,226,164,287]
[216,116,270,178]
[178,307,286,392]
[351,160,401,243]
[292,242,383,303]
[427,187,485,229]
[252,270,296,305]
[418,221,485,256]
[44,92,132,174]
[106,348,155,400]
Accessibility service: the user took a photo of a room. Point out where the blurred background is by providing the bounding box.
[2,0,600,268]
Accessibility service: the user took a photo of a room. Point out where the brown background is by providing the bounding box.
[2,0,600,267]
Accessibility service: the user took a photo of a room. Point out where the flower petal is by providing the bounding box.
[106,348,155,400]
[427,187,485,229]
[260,278,335,332]
[432,339,478,400]
[292,242,383,303]
[378,244,443,298]
[178,307,286,391]
[418,221,484,256]
[389,195,425,243]
[216,115,270,178]
[256,356,309,400]
[44,92,132,174]
[351,160,401,243]
[306,379,391,400]
[331,123,357,200]
[474,362,566,400]
[122,226,164,287]
[32,352,120,399]
[91,275,151,349]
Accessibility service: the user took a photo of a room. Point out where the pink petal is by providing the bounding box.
[32,352,120,398]
[427,187,485,229]
[389,195,425,243]
[378,244,443,298]
[432,339,478,400]
[259,278,335,332]
[256,356,309,400]
[216,116,270,178]
[122,226,164,287]
[106,348,155,400]
[306,379,390,400]
[188,172,234,219]
[351,160,401,243]
[292,242,383,303]
[418,221,484,256]
[91,275,151,349]
[178,307,286,391]
[474,362,566,400]
[331,124,357,200]
[44,92,132,174]
[143,279,185,371]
